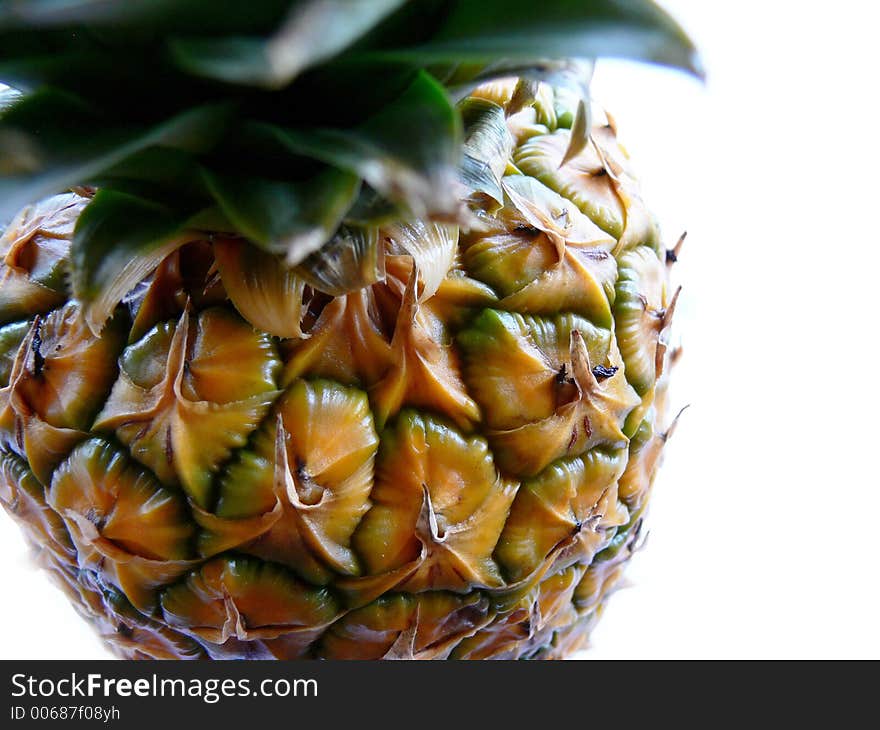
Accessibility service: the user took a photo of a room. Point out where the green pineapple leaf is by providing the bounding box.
[170,0,407,88]
[0,90,230,220]
[373,0,702,77]
[263,70,460,218]
[0,0,161,26]
[0,1,291,31]
[71,189,198,333]
[202,166,361,263]
[92,147,208,205]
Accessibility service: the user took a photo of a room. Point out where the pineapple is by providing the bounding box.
[0,1,698,659]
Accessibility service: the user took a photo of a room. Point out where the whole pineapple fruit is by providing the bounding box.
[0,0,697,659]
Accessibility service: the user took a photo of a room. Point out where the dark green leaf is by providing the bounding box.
[440,58,589,103]
[170,0,407,88]
[0,1,292,32]
[0,91,232,221]
[371,0,702,78]
[71,189,196,333]
[95,147,209,206]
[343,186,402,226]
[185,206,236,233]
[0,31,150,95]
[0,0,166,27]
[264,70,460,217]
[202,166,360,263]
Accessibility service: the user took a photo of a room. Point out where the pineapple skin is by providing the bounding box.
[0,87,677,660]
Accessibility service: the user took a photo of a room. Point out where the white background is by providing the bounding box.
[2,0,879,659]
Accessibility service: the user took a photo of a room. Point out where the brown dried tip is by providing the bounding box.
[69,186,96,198]
[661,405,690,443]
[666,231,687,265]
[654,285,682,379]
[604,110,619,136]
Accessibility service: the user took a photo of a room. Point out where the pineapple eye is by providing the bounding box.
[516,131,627,239]
[160,557,338,652]
[495,448,629,584]
[93,307,281,508]
[0,194,85,326]
[206,379,379,585]
[352,411,516,594]
[614,246,671,395]
[0,449,73,566]
[47,438,195,613]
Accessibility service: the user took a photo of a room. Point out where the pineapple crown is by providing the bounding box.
[0,0,699,329]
